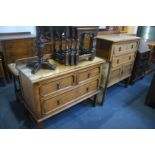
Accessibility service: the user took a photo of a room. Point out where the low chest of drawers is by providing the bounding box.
[17,57,105,124]
[96,34,140,87]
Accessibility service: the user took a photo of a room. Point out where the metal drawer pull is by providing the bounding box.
[119,47,122,51]
[57,83,61,89]
[57,100,61,105]
[129,56,131,60]
[87,73,91,78]
[117,59,119,64]
[86,87,89,92]
[131,45,134,49]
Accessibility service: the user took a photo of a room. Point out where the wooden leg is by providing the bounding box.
[125,77,130,88]
[93,94,98,107]
[36,122,44,129]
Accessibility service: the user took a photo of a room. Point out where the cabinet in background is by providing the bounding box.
[96,34,140,87]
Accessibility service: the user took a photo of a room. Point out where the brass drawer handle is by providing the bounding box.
[119,47,122,51]
[87,73,91,78]
[117,59,119,64]
[121,71,123,75]
[57,83,61,90]
[131,44,134,49]
[129,56,131,60]
[86,87,89,92]
[57,100,61,106]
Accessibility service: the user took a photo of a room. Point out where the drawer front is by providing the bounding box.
[40,74,75,97]
[4,39,35,50]
[122,62,134,78]
[112,53,135,67]
[112,41,138,56]
[41,79,99,114]
[77,65,100,83]
[108,66,122,85]
[5,48,35,63]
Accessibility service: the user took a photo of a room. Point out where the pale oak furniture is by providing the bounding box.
[16,57,105,126]
[96,34,140,87]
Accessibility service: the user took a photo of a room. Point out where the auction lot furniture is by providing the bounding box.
[0,57,6,85]
[146,40,155,74]
[130,39,150,84]
[0,32,36,80]
[16,57,105,126]
[96,34,140,87]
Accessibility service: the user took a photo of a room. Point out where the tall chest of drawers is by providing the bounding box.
[17,57,105,123]
[96,34,140,87]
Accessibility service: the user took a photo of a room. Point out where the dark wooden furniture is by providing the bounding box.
[16,57,105,126]
[52,27,96,66]
[0,57,6,85]
[146,40,155,74]
[145,73,155,108]
[130,40,150,84]
[96,34,140,87]
[0,32,36,80]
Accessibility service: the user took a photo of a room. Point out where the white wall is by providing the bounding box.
[0,26,36,35]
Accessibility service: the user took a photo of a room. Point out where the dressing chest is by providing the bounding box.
[96,34,140,87]
[17,57,105,124]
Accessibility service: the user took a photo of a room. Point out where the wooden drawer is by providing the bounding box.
[112,53,135,67]
[108,66,122,85]
[112,42,138,56]
[5,47,34,56]
[41,79,99,114]
[122,62,134,78]
[5,49,35,63]
[77,65,100,83]
[3,39,35,50]
[40,74,75,97]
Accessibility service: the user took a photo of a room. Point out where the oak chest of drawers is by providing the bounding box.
[96,34,140,87]
[17,57,105,123]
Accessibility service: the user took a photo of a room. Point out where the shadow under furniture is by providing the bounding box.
[145,73,155,108]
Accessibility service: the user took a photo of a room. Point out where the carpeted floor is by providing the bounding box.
[0,74,155,129]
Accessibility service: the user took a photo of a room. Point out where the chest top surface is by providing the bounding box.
[0,33,36,41]
[17,57,105,83]
[96,34,140,42]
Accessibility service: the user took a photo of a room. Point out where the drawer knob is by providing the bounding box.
[129,56,131,60]
[87,73,91,78]
[86,87,89,92]
[57,100,61,105]
[131,45,134,49]
[117,59,119,64]
[119,47,122,51]
[57,83,61,89]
